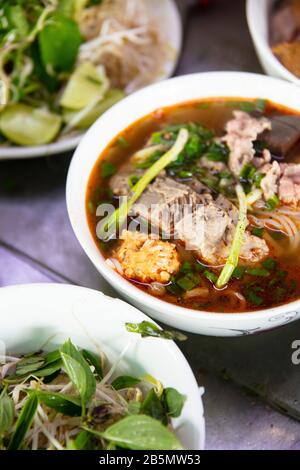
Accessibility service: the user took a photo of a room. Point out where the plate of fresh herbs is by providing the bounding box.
[0,0,182,159]
[0,283,204,450]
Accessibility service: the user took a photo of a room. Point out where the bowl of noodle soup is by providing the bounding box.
[67,72,300,336]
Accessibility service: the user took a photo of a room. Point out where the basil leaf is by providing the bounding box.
[38,13,81,74]
[15,356,45,376]
[162,388,185,418]
[8,393,38,450]
[82,349,103,380]
[99,415,184,450]
[140,389,167,425]
[125,321,187,342]
[0,390,15,435]
[68,430,91,450]
[60,340,96,404]
[4,359,62,385]
[35,391,82,417]
[111,376,140,391]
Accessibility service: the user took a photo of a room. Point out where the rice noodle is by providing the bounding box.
[251,207,300,253]
[78,0,170,93]
[184,287,209,299]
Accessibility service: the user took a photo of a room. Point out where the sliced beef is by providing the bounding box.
[260,115,300,157]
[260,161,281,200]
[223,111,271,177]
[259,161,300,206]
[279,163,300,205]
[132,176,203,236]
[131,176,269,265]
[175,195,268,265]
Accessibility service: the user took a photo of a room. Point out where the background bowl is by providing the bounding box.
[247,0,300,86]
[0,0,182,161]
[0,283,204,450]
[67,71,300,337]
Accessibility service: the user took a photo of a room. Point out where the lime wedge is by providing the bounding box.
[60,62,110,110]
[63,89,124,129]
[0,104,62,146]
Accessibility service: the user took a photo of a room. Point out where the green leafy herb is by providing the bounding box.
[111,376,140,391]
[82,349,103,380]
[15,355,45,376]
[35,391,82,417]
[162,388,185,418]
[0,389,15,435]
[60,339,96,404]
[125,321,187,341]
[38,13,81,74]
[8,392,38,450]
[97,414,184,450]
[141,389,167,424]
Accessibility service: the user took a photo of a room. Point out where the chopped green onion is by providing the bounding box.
[246,267,270,277]
[128,175,140,188]
[251,227,264,238]
[246,290,263,306]
[117,136,129,148]
[176,273,200,291]
[216,185,248,289]
[265,195,279,211]
[232,266,246,279]
[101,161,116,178]
[203,270,218,284]
[180,261,192,273]
[99,129,189,239]
[262,258,277,270]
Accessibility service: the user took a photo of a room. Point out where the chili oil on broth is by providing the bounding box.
[86,98,300,314]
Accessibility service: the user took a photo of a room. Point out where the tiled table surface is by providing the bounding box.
[1,0,300,450]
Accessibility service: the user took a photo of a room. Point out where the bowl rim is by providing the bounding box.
[246,0,300,86]
[66,70,300,326]
[0,282,205,450]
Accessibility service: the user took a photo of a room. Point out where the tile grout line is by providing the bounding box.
[0,240,77,285]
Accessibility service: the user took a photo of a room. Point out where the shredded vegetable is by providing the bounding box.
[216,184,248,289]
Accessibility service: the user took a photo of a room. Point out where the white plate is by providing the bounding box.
[0,0,182,161]
[0,283,204,450]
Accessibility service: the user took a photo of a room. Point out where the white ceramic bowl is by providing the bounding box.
[67,71,300,337]
[247,0,300,86]
[0,0,182,161]
[0,283,204,450]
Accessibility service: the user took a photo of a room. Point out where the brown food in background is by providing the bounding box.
[270,2,299,44]
[272,41,300,78]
